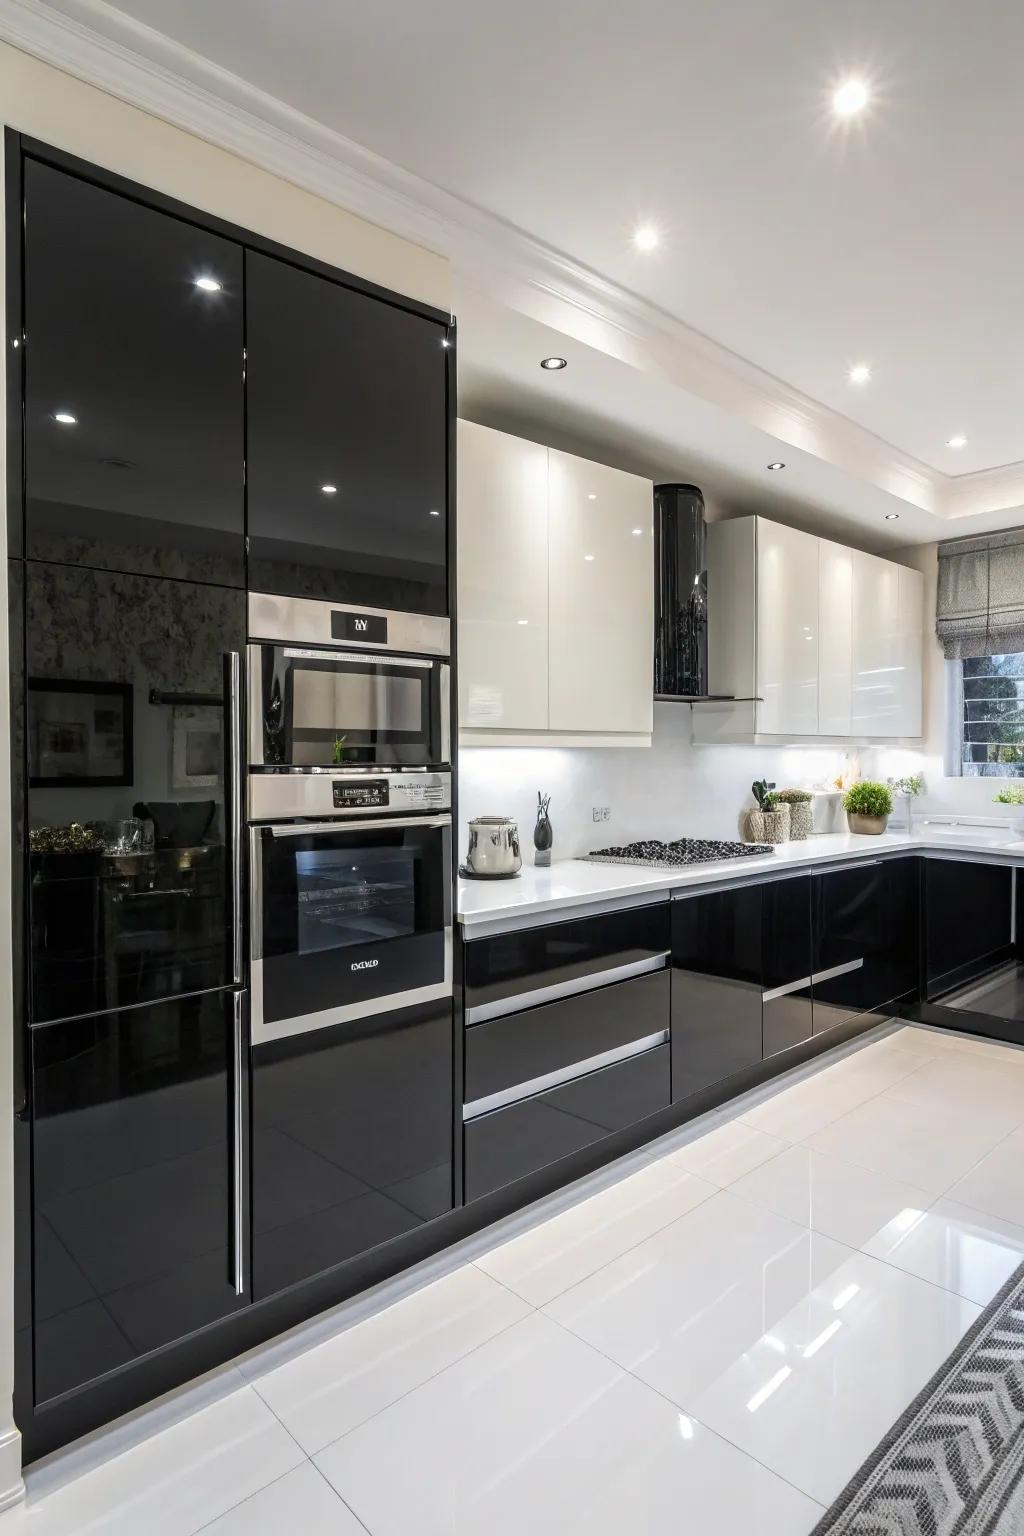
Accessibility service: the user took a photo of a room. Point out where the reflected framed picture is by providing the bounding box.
[170,711,221,789]
[28,678,133,787]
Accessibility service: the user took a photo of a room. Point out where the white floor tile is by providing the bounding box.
[546,1190,850,1406]
[905,1026,1024,1067]
[730,1143,933,1250]
[805,1089,1008,1196]
[862,1196,1024,1305]
[816,1039,930,1093]
[250,1264,529,1453]
[738,1062,890,1143]
[948,1124,1024,1226]
[883,1054,1024,1136]
[197,1463,366,1535]
[689,1251,979,1507]
[473,1158,716,1306]
[664,1120,787,1186]
[315,1312,820,1536]
[10,1389,303,1536]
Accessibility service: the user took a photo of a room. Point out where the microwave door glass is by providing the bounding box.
[289,666,424,765]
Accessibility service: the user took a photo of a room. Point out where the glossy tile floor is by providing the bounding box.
[9,1022,1024,1534]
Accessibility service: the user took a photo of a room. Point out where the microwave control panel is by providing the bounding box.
[333,779,389,809]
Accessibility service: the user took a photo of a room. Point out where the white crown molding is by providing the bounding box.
[1,0,1021,524]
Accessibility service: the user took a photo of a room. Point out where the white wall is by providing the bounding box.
[0,40,449,1493]
[459,704,851,861]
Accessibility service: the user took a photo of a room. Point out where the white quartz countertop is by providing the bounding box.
[457,827,1024,932]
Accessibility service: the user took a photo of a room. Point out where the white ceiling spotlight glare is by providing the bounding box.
[833,78,870,118]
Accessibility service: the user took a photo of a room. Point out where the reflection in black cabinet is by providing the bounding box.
[25,563,245,1022]
[23,159,244,585]
[251,1001,453,1299]
[812,859,917,1033]
[672,886,763,1101]
[30,993,244,1404]
[762,877,813,1057]
[246,251,449,612]
[925,857,1012,998]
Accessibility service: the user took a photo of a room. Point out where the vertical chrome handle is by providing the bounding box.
[225,651,243,985]
[231,990,245,1296]
[440,662,451,765]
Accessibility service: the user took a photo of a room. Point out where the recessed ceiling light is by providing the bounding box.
[584,554,595,561]
[884,512,900,520]
[833,78,869,117]
[429,508,441,517]
[633,224,659,252]
[848,363,871,385]
[320,483,338,494]
[540,356,567,370]
[632,528,643,536]
[53,410,77,425]
[767,461,786,471]
[587,493,597,501]
[194,275,222,293]
[946,434,967,449]
[517,618,529,626]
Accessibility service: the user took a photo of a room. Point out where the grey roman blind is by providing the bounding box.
[936,529,1024,660]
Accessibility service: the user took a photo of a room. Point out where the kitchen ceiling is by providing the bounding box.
[22,0,1024,533]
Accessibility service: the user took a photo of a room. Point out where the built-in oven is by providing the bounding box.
[248,592,450,778]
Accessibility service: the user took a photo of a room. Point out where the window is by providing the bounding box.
[960,654,1024,776]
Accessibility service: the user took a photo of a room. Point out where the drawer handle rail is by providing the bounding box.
[463,1029,669,1121]
[762,975,811,1003]
[465,952,669,1026]
[811,958,864,985]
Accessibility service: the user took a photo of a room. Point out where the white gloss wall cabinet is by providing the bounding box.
[547,449,654,736]
[457,422,654,746]
[457,421,550,731]
[818,541,853,736]
[698,516,923,743]
[755,519,819,736]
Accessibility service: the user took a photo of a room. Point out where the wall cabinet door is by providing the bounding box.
[818,541,853,735]
[23,158,245,585]
[247,251,449,613]
[762,876,813,1056]
[756,520,819,735]
[30,992,245,1404]
[456,421,549,729]
[851,552,901,736]
[671,887,763,1100]
[547,449,654,735]
[898,565,924,737]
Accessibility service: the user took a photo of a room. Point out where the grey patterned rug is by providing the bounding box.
[814,1258,1024,1534]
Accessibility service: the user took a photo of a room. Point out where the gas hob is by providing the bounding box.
[580,837,774,869]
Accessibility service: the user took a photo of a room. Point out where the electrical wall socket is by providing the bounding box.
[592,806,611,822]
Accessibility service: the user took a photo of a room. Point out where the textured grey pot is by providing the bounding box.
[848,812,889,836]
[746,807,790,844]
[784,801,813,840]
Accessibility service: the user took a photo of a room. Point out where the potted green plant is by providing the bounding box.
[747,779,790,844]
[887,773,924,832]
[993,784,1024,834]
[774,788,813,840]
[843,780,893,835]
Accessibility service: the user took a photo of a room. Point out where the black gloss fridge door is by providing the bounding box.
[22,157,244,585]
[252,999,453,1298]
[29,992,246,1405]
[25,563,245,1023]
[245,250,449,613]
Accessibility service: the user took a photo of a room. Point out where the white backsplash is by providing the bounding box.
[458,705,850,863]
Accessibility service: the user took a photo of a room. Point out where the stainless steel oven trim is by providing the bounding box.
[249,771,451,822]
[248,592,450,656]
[250,934,453,1047]
[463,1029,669,1121]
[268,814,452,838]
[282,648,437,668]
[440,663,451,765]
[465,952,669,1026]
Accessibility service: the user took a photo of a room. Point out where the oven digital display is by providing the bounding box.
[333,779,389,809]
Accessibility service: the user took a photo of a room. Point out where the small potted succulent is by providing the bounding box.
[747,780,790,844]
[993,784,1024,835]
[774,788,813,840]
[843,780,893,835]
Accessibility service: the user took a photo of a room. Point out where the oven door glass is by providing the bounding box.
[254,646,447,768]
[254,817,451,1041]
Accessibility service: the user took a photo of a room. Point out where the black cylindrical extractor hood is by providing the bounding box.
[654,483,708,698]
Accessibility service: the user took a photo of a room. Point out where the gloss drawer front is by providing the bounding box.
[463,1043,670,1203]
[464,968,669,1105]
[464,902,670,1018]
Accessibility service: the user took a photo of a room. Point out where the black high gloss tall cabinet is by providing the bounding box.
[672,885,763,1100]
[246,250,450,612]
[22,158,245,586]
